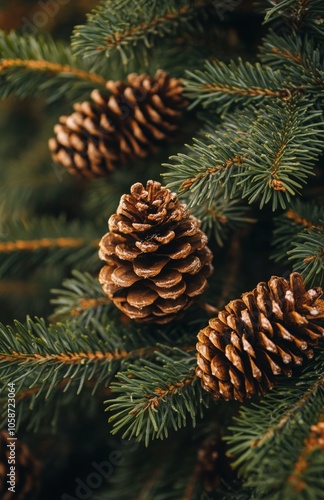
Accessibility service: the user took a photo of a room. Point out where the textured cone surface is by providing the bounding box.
[49,70,186,179]
[196,273,324,402]
[0,431,41,499]
[99,180,213,323]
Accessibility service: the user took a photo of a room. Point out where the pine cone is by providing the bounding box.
[0,430,41,499]
[196,273,324,402]
[49,70,186,179]
[99,180,213,323]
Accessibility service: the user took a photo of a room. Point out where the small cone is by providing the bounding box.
[196,273,324,401]
[49,70,187,179]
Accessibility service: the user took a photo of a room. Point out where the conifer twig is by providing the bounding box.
[0,237,99,252]
[0,59,106,86]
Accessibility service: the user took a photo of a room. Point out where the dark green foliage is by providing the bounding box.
[288,227,324,287]
[226,347,324,500]
[71,0,215,65]
[0,0,323,498]
[0,31,108,102]
[185,60,287,112]
[164,99,323,210]
[263,0,324,39]
[0,215,100,278]
[108,350,210,446]
[272,200,324,286]
[50,270,114,324]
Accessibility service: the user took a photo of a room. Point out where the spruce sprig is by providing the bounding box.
[108,350,210,446]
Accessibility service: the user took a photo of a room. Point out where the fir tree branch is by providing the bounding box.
[0,216,100,277]
[165,99,323,210]
[184,60,289,112]
[108,351,210,446]
[286,207,323,230]
[272,199,324,262]
[288,415,324,496]
[188,186,255,247]
[288,227,324,287]
[0,59,106,86]
[236,99,323,209]
[71,0,215,65]
[0,31,107,102]
[263,0,324,37]
[50,270,114,324]
[259,33,324,94]
[0,237,99,252]
[226,347,324,499]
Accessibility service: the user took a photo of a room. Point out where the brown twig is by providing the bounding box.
[0,59,106,86]
[0,238,99,252]
[134,373,197,414]
[180,155,244,192]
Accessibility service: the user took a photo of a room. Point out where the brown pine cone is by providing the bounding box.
[196,273,324,402]
[99,180,213,324]
[49,70,186,179]
[0,430,41,500]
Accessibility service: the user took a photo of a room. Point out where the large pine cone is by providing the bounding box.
[196,273,324,402]
[0,430,41,499]
[49,70,186,179]
[99,180,213,323]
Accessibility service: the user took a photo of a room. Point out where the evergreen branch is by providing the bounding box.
[259,33,324,93]
[288,415,324,496]
[71,0,214,65]
[263,0,324,37]
[163,132,246,207]
[108,351,210,446]
[190,187,255,246]
[0,216,100,277]
[0,59,106,86]
[0,317,185,428]
[286,206,324,230]
[0,31,107,102]
[165,99,323,210]
[236,99,323,210]
[226,347,324,499]
[184,59,289,112]
[0,237,98,252]
[50,270,115,325]
[288,227,324,287]
[272,199,324,269]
